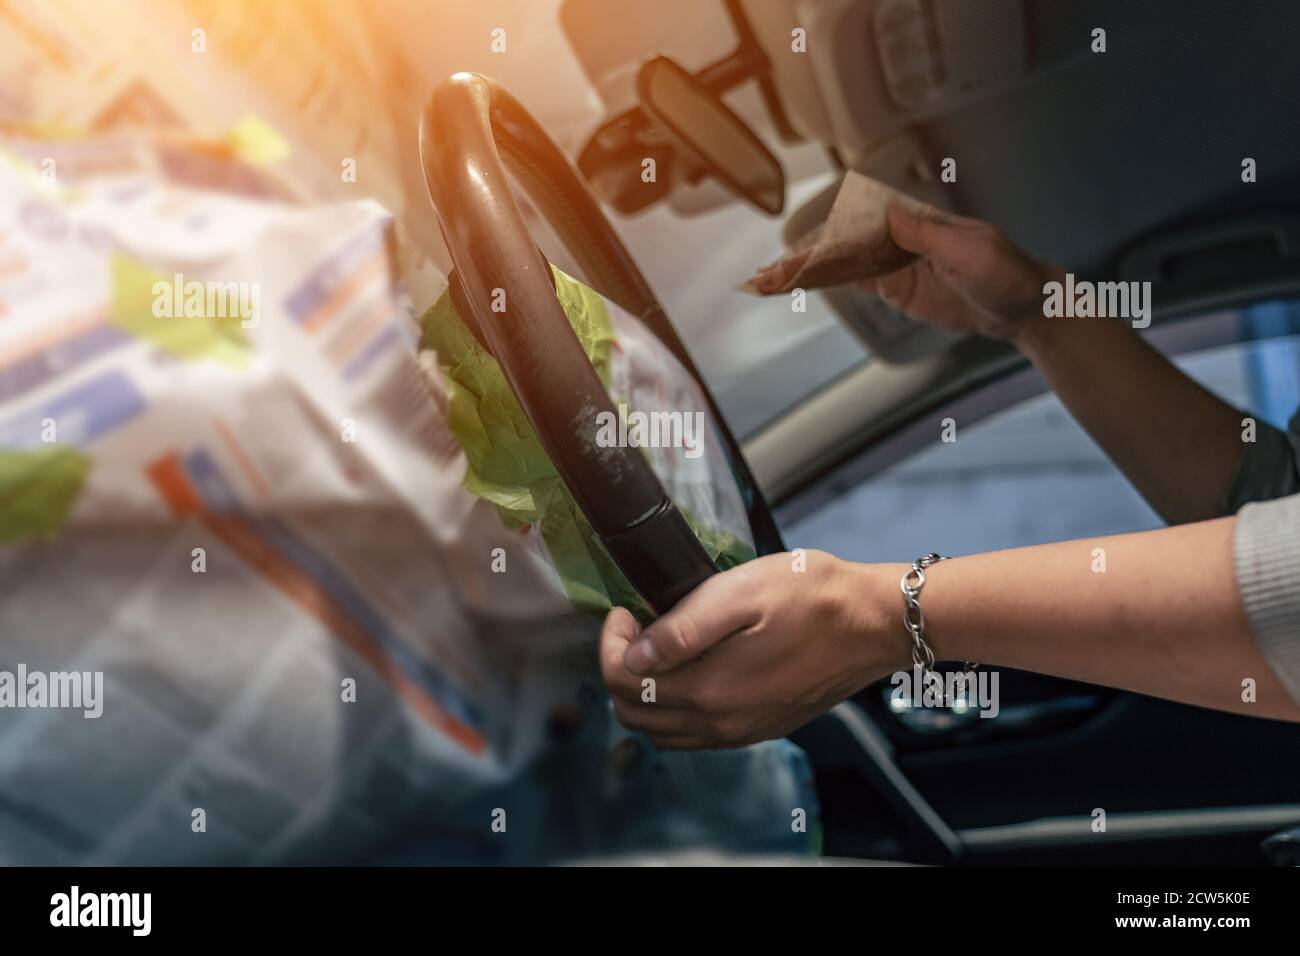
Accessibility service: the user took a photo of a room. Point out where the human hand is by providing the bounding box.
[599,551,907,749]
[861,203,1058,344]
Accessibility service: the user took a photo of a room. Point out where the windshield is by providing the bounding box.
[608,169,870,438]
[474,0,869,438]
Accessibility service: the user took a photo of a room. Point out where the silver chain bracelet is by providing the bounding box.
[901,554,979,700]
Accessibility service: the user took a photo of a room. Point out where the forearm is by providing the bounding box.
[853,519,1300,721]
[1014,282,1245,524]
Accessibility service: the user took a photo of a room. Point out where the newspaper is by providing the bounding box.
[0,131,816,864]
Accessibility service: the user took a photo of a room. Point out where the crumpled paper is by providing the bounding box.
[741,170,926,295]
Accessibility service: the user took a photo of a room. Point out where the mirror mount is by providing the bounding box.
[576,0,792,216]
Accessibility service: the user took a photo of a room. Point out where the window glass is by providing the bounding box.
[785,323,1300,564]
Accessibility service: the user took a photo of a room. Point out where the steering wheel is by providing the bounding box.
[419,72,784,614]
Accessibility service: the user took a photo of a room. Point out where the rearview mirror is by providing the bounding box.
[637,56,785,216]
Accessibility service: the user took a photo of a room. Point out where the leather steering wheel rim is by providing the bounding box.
[419,72,783,614]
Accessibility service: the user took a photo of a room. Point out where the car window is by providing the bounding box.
[784,312,1300,563]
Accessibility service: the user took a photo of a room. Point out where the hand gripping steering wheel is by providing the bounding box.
[419,72,783,614]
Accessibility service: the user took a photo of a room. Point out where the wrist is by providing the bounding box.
[910,556,970,665]
[1010,262,1064,356]
[829,558,914,683]
[877,555,981,668]
[1012,312,1054,356]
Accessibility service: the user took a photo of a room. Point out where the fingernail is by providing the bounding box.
[624,639,661,675]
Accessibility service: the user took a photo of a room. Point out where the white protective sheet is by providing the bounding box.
[0,132,816,864]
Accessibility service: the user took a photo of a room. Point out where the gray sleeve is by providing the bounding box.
[1225,407,1300,706]
[1234,493,1300,707]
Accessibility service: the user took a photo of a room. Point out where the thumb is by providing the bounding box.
[623,564,763,675]
[886,201,978,268]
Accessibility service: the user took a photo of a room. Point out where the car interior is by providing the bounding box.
[6,0,1299,870]
[465,0,1300,865]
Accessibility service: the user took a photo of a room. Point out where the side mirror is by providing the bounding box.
[636,56,785,215]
